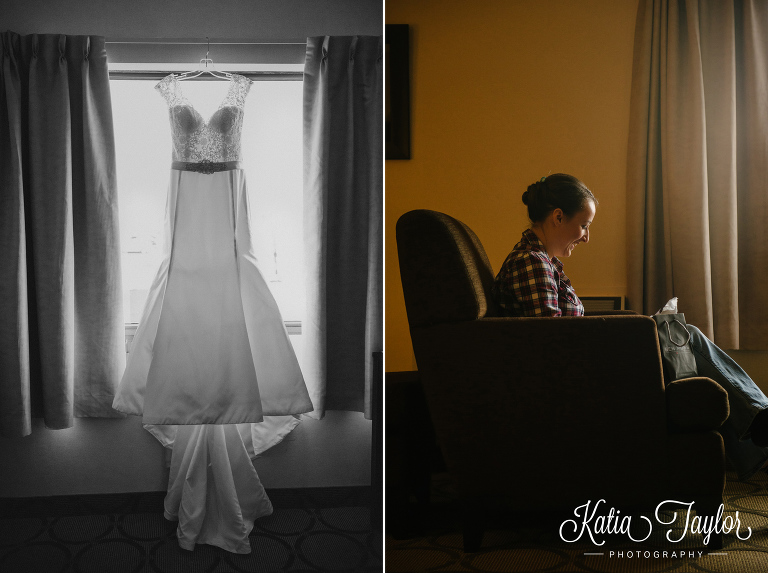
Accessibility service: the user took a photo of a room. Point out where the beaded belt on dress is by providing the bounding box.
[172,160,242,174]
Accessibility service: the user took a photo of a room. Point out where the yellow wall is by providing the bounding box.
[385,0,640,371]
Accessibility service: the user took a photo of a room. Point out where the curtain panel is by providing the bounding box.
[303,36,383,419]
[627,0,768,349]
[0,32,124,437]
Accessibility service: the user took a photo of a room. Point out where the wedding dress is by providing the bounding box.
[112,73,314,553]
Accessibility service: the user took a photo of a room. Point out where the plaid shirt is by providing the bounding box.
[492,229,584,317]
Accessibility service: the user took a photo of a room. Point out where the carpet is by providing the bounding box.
[0,487,382,573]
[386,470,768,572]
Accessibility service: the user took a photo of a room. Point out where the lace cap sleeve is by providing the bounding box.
[155,74,180,107]
[226,74,252,108]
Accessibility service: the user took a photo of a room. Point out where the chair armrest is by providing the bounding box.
[411,314,669,445]
[414,314,665,393]
[410,315,671,499]
[666,377,729,432]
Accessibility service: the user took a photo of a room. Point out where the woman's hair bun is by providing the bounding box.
[521,173,597,223]
[523,180,543,208]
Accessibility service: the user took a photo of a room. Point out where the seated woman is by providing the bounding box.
[492,173,768,479]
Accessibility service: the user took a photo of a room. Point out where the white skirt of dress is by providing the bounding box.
[112,168,314,553]
[114,168,313,432]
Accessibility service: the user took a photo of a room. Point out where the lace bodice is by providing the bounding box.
[155,73,252,163]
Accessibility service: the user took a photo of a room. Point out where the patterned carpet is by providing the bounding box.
[386,471,768,572]
[0,487,382,573]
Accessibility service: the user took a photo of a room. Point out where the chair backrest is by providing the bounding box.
[396,210,499,328]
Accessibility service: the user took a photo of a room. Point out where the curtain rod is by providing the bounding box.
[109,70,303,81]
[105,40,306,46]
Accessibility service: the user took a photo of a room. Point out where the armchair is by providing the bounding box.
[395,209,729,552]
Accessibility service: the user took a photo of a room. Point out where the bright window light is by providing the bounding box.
[110,78,305,345]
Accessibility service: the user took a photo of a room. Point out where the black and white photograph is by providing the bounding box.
[0,1,382,571]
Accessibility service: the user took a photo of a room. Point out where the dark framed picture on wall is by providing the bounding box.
[386,24,411,160]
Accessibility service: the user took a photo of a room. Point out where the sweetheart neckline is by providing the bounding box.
[170,103,238,127]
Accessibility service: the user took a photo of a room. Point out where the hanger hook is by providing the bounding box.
[206,37,210,67]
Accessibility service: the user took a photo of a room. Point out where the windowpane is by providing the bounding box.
[110,78,305,341]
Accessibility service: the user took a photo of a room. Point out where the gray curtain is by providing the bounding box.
[303,36,383,418]
[0,32,124,437]
[627,0,768,349]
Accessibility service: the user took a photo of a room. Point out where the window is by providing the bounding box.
[110,76,305,358]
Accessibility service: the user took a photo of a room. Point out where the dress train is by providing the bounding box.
[164,424,274,554]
